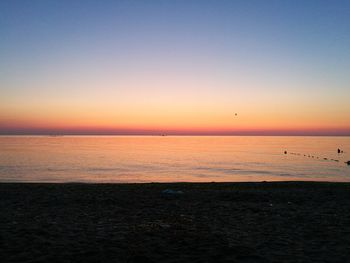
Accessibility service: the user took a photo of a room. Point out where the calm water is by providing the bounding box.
[0,136,349,183]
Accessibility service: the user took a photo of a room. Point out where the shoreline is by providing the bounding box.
[1,180,350,185]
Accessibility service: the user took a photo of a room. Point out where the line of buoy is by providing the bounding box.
[284,150,347,165]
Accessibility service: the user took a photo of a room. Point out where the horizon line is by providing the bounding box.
[1,133,350,137]
[1,127,350,136]
[1,135,350,137]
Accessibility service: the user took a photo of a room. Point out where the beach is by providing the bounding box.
[2,0,350,262]
[1,182,350,262]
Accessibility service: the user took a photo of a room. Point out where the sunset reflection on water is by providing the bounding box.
[0,136,349,183]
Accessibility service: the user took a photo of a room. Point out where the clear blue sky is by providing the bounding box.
[1,0,350,135]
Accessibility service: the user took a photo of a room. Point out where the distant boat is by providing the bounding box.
[49,134,63,137]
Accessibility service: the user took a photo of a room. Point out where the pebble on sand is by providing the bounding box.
[162,189,184,195]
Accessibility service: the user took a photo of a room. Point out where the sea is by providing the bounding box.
[0,136,349,183]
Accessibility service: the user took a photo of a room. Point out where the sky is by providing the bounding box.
[0,0,350,135]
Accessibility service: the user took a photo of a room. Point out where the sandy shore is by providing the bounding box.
[1,182,350,262]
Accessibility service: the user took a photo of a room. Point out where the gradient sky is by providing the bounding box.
[1,0,350,135]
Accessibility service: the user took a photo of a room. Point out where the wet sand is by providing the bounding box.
[1,182,350,262]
